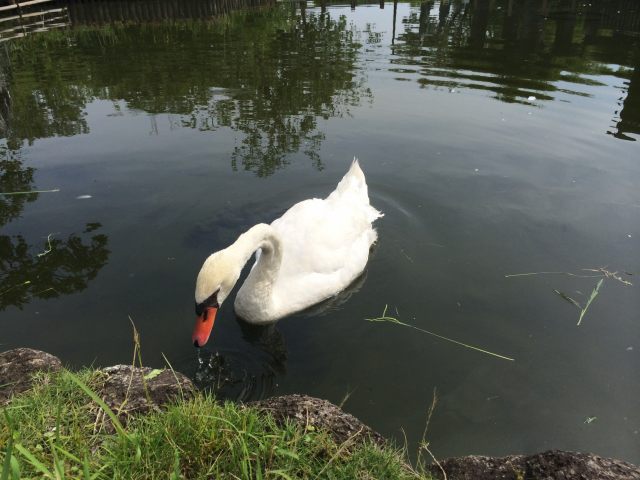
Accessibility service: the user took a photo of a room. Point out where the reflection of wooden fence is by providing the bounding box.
[0,0,53,13]
[0,0,275,42]
[0,0,69,42]
[64,0,273,25]
[595,0,640,35]
[0,0,277,44]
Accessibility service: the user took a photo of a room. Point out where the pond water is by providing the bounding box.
[1,0,639,464]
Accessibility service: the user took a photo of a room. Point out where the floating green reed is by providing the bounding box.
[505,271,601,279]
[552,279,604,326]
[577,279,604,326]
[0,189,60,195]
[507,267,629,326]
[366,305,515,362]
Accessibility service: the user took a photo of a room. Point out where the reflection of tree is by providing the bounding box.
[611,63,640,141]
[1,4,370,176]
[583,0,640,141]
[0,146,110,310]
[189,12,368,176]
[469,0,490,49]
[393,0,640,122]
[0,147,37,226]
[0,36,89,151]
[552,0,578,56]
[0,49,11,137]
[0,223,110,310]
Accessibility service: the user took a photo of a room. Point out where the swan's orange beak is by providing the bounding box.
[192,307,217,348]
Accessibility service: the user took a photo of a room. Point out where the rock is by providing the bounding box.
[0,348,62,405]
[95,365,195,429]
[250,394,386,447]
[427,450,640,480]
[3,347,639,480]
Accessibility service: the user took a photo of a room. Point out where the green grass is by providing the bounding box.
[0,369,431,479]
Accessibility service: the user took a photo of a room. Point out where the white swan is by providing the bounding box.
[192,159,382,347]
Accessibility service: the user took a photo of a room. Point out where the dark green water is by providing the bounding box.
[1,0,639,463]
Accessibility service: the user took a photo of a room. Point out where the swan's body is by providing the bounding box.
[192,159,382,346]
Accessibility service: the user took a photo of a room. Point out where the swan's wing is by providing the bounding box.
[267,162,383,310]
[271,197,375,283]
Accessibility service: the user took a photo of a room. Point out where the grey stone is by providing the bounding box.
[3,347,639,480]
[0,348,62,405]
[250,393,386,447]
[95,364,195,430]
[427,450,640,480]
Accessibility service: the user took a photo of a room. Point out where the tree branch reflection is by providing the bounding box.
[1,3,371,175]
[0,225,110,311]
[0,147,110,311]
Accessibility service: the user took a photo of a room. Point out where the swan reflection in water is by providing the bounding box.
[189,270,368,402]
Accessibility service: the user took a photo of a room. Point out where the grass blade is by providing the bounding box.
[366,306,515,362]
[66,372,129,440]
[161,352,186,400]
[9,456,19,480]
[577,279,604,326]
[268,470,294,480]
[82,456,91,480]
[505,271,601,279]
[13,444,53,478]
[143,369,163,380]
[1,428,13,480]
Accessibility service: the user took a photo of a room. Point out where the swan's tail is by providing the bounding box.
[330,157,383,223]
[333,157,367,197]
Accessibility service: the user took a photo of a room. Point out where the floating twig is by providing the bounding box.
[506,267,632,286]
[32,287,57,296]
[582,267,632,286]
[37,233,55,257]
[577,279,603,326]
[365,305,514,361]
[0,188,60,195]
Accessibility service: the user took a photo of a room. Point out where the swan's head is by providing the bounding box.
[193,249,241,347]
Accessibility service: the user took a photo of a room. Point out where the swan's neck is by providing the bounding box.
[231,223,282,322]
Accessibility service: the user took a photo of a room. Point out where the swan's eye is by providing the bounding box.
[196,289,220,316]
